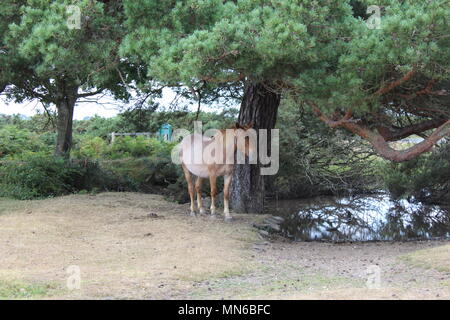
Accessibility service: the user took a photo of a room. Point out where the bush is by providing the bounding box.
[73,135,176,161]
[0,126,50,158]
[72,135,183,197]
[0,154,138,200]
[382,141,450,205]
[73,115,121,138]
[0,154,81,199]
[72,136,109,160]
[101,155,179,193]
[0,133,181,200]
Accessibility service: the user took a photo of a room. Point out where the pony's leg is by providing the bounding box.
[195,177,206,215]
[209,175,217,217]
[223,174,233,221]
[182,164,196,216]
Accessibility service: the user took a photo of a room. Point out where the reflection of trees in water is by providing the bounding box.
[276,194,450,241]
[379,202,450,241]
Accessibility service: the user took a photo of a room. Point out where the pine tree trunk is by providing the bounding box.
[231,82,281,213]
[55,87,78,157]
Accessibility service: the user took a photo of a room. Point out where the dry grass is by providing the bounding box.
[401,245,450,273]
[0,198,29,215]
[251,287,450,300]
[0,193,260,299]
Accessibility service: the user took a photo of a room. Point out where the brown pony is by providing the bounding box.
[180,124,256,221]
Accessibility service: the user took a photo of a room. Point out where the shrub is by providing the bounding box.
[108,136,144,158]
[0,154,138,200]
[72,135,176,161]
[72,136,109,160]
[383,141,450,205]
[0,154,79,199]
[101,155,179,193]
[0,126,49,158]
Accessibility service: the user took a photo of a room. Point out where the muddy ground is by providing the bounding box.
[0,192,448,300]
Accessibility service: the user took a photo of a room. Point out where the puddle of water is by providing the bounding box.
[266,193,450,242]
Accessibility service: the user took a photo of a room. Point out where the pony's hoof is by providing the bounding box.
[189,211,197,217]
[210,214,217,220]
[199,208,207,215]
[224,216,234,222]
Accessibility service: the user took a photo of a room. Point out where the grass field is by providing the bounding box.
[0,193,449,300]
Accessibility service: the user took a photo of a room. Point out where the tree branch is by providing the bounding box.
[76,88,105,98]
[309,102,355,128]
[374,69,415,96]
[343,120,450,162]
[308,101,450,162]
[398,79,437,100]
[376,118,448,142]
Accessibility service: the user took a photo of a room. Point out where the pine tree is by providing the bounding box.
[0,0,132,156]
[122,0,449,212]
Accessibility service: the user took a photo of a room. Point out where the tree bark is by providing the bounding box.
[231,82,281,213]
[55,87,78,157]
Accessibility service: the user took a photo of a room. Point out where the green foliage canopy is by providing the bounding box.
[0,0,134,155]
[122,0,355,89]
[122,0,450,161]
[1,0,130,102]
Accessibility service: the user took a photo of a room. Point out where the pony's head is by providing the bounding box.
[233,123,257,162]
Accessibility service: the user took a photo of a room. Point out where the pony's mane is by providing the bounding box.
[212,123,254,140]
[231,123,254,130]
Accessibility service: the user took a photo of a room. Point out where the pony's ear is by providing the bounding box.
[234,122,242,129]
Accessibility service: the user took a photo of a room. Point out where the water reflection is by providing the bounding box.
[266,193,450,242]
